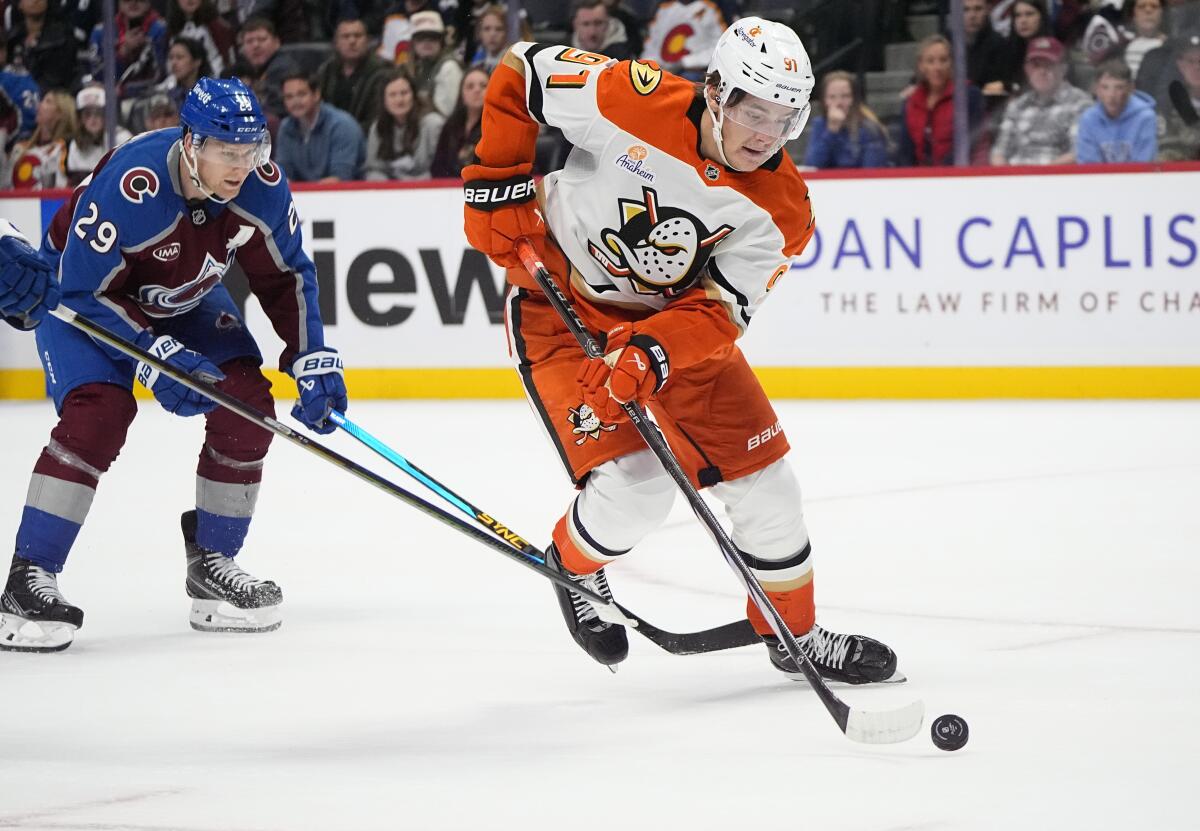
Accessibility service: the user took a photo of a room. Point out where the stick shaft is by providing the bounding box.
[514,239,854,732]
[47,306,607,605]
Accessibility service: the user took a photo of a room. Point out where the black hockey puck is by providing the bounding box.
[931,714,969,751]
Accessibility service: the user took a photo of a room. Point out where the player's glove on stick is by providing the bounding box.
[134,334,225,417]
[462,162,543,269]
[0,219,60,328]
[290,348,347,434]
[577,324,670,422]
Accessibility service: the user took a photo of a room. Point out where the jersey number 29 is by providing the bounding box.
[73,201,117,254]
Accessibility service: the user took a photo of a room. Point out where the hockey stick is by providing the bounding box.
[47,305,749,656]
[46,306,611,606]
[328,409,760,655]
[515,239,924,744]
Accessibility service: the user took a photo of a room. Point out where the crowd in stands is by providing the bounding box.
[0,0,1195,191]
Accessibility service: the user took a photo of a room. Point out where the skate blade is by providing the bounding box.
[189,599,282,633]
[783,669,907,686]
[0,613,76,652]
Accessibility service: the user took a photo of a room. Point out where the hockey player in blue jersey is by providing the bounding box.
[0,219,59,326]
[0,78,348,652]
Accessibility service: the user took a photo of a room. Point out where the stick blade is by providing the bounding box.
[843,699,925,744]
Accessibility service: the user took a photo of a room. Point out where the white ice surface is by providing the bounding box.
[1,399,1198,830]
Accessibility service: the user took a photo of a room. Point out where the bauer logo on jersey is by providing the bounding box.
[587,186,734,297]
[568,404,617,445]
[614,145,655,182]
[137,251,230,317]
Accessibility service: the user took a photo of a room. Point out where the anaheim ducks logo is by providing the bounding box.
[629,59,662,95]
[587,186,734,297]
[568,403,617,444]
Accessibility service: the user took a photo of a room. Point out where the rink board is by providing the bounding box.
[1,163,1197,399]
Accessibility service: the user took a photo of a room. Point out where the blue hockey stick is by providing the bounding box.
[328,409,761,655]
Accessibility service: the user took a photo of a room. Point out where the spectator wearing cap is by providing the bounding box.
[89,0,170,99]
[316,16,391,129]
[166,0,236,78]
[377,0,447,66]
[992,36,1093,164]
[142,92,181,132]
[274,71,365,182]
[407,10,462,118]
[1157,31,1200,160]
[897,35,988,166]
[570,0,632,62]
[237,16,299,119]
[1076,59,1157,163]
[67,86,133,186]
[7,0,79,91]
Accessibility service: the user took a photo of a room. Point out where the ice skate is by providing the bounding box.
[182,511,282,633]
[545,544,628,668]
[763,623,904,685]
[0,556,84,652]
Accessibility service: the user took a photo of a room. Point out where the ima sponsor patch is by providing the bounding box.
[152,242,181,262]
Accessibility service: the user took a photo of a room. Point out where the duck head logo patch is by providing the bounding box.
[568,404,617,444]
[587,186,734,297]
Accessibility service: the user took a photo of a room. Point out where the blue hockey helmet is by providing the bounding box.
[180,77,269,146]
[179,77,271,202]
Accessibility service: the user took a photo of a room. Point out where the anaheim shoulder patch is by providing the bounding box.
[630,60,662,96]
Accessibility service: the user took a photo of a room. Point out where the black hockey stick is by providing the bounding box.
[516,239,924,744]
[329,409,759,655]
[1169,80,1199,127]
[47,306,749,655]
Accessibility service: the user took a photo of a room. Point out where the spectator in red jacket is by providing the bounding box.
[898,34,988,167]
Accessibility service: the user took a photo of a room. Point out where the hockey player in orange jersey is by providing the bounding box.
[463,18,902,684]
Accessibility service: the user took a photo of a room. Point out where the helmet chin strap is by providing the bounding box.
[181,135,235,204]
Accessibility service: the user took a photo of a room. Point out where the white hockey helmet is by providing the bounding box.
[705,17,815,166]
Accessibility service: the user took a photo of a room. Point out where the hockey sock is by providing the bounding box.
[15,385,136,572]
[194,360,272,556]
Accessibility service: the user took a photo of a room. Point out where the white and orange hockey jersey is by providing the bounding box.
[478,42,814,367]
[641,1,728,73]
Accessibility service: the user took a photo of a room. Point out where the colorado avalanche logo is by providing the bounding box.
[137,252,229,317]
[587,186,734,297]
[255,161,282,186]
[120,167,159,203]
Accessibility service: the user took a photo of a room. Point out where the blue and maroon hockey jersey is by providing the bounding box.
[43,128,324,370]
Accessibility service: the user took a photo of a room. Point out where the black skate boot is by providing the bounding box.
[763,623,902,685]
[182,511,282,633]
[545,543,628,668]
[0,556,84,652]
